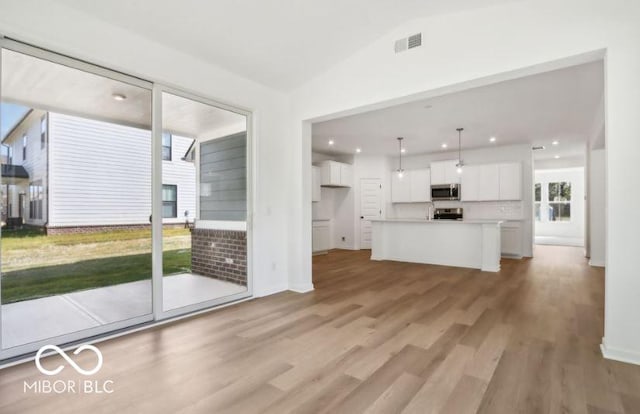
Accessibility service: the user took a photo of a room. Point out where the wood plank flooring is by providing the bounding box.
[1,245,640,413]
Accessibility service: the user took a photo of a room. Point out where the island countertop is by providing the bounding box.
[371,219,502,272]
[370,218,503,225]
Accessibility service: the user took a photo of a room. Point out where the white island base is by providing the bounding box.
[371,219,502,272]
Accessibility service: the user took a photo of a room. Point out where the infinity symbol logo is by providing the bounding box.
[35,344,103,376]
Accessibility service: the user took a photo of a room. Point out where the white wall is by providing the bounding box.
[534,168,585,246]
[589,149,606,266]
[290,0,640,363]
[0,0,291,297]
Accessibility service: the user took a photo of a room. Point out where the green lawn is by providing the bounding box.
[1,227,193,304]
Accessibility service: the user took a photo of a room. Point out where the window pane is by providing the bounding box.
[534,183,541,202]
[549,203,571,221]
[549,181,571,201]
[535,203,541,221]
[162,132,171,147]
[162,146,171,161]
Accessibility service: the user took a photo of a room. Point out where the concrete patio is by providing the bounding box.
[1,273,246,349]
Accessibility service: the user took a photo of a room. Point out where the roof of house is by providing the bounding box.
[1,109,34,144]
[1,164,29,179]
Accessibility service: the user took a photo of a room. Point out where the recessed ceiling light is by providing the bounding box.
[328,139,334,146]
[441,143,448,149]
[355,148,362,153]
[552,140,559,146]
[401,148,406,153]
[112,93,127,101]
[554,155,560,159]
[489,136,497,143]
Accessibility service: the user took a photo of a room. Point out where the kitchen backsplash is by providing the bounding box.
[390,201,524,220]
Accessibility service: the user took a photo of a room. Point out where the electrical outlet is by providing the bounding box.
[225,258,234,264]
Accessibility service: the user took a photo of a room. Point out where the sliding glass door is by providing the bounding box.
[0,39,252,361]
[158,90,251,318]
[0,41,154,359]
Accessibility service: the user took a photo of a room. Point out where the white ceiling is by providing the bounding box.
[2,49,245,139]
[56,0,520,91]
[312,61,604,160]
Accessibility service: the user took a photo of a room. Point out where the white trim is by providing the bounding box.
[289,283,315,293]
[152,84,164,320]
[589,260,605,267]
[195,220,247,231]
[601,339,640,366]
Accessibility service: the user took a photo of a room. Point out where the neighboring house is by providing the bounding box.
[1,110,196,233]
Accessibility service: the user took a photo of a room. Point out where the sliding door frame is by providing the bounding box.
[0,36,254,361]
[152,84,254,321]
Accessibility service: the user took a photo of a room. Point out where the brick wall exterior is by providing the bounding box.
[191,229,247,286]
[45,223,186,235]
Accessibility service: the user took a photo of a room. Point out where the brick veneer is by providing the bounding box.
[191,229,247,286]
[45,223,186,235]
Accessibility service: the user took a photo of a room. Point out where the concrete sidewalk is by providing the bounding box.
[1,274,246,349]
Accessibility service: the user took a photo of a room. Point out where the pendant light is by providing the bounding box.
[396,137,404,178]
[456,128,464,174]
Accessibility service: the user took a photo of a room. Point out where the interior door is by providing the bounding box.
[360,178,382,249]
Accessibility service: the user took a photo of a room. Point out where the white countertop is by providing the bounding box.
[371,218,503,225]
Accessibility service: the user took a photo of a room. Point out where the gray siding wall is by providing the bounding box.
[199,132,247,221]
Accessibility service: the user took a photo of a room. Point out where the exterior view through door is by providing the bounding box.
[0,39,252,360]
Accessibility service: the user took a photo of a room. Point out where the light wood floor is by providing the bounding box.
[1,245,640,413]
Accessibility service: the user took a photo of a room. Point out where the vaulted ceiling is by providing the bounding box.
[57,0,521,90]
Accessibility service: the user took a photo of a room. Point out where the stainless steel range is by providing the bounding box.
[433,208,463,221]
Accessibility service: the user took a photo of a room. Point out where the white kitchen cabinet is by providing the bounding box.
[340,163,353,187]
[460,165,481,201]
[501,221,522,257]
[410,169,431,202]
[478,164,500,201]
[499,163,522,200]
[391,172,412,202]
[312,221,330,254]
[320,160,352,187]
[430,160,460,185]
[311,166,321,202]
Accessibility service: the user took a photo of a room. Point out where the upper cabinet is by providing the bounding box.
[498,163,522,200]
[319,160,352,188]
[391,168,431,203]
[461,162,522,201]
[311,166,321,202]
[430,160,460,185]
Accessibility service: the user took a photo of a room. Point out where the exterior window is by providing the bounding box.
[22,134,27,160]
[7,146,13,164]
[162,133,172,161]
[162,184,177,218]
[29,181,43,220]
[548,182,571,221]
[40,116,47,149]
[534,183,541,221]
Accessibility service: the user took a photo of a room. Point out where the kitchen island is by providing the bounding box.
[370,219,502,272]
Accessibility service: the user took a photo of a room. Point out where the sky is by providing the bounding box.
[1,102,30,140]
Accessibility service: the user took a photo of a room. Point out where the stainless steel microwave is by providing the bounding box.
[431,184,460,201]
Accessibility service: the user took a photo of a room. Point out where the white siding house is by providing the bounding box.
[2,111,196,231]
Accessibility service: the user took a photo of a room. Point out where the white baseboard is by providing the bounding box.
[589,259,605,268]
[601,339,640,365]
[254,283,289,297]
[289,283,315,293]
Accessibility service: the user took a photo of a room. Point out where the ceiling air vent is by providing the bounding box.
[395,33,422,54]
[532,145,546,151]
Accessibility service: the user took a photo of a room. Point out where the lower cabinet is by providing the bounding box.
[312,221,330,254]
[501,221,522,258]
